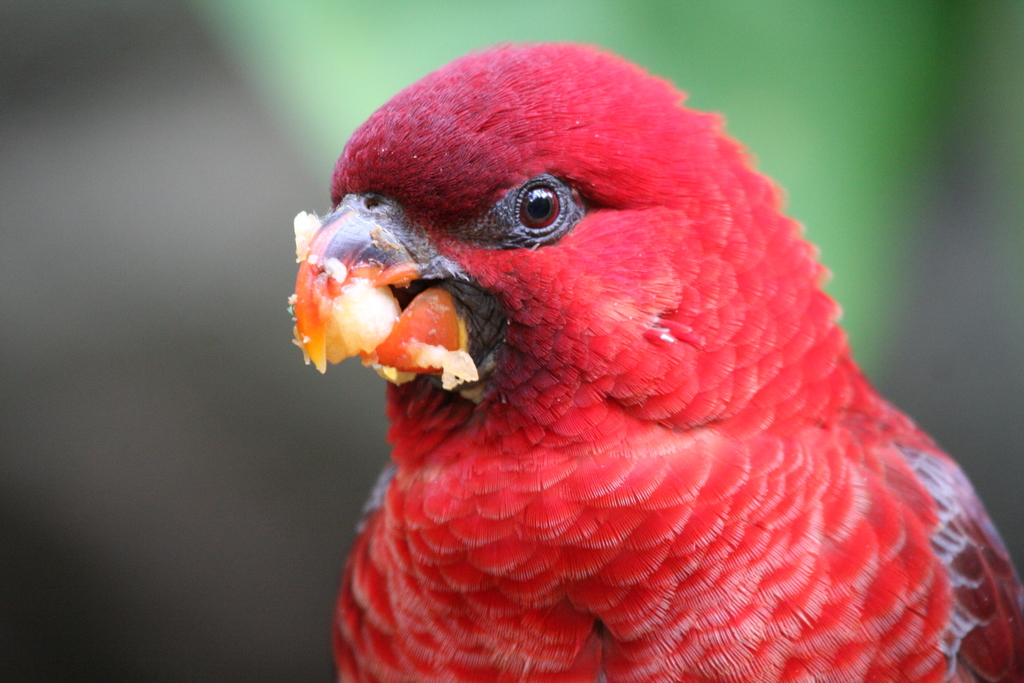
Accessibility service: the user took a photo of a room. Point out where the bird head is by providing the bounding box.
[292,44,847,433]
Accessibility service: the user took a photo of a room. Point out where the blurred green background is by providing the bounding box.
[1,1,1021,681]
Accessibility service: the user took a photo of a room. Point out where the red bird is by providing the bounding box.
[290,44,1024,682]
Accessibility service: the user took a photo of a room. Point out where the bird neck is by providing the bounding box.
[383,344,881,471]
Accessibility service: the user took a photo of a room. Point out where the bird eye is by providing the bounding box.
[466,174,582,249]
[519,186,559,229]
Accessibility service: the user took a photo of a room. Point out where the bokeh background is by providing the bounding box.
[1,1,1021,681]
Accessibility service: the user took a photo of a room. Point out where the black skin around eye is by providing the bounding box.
[461,174,583,249]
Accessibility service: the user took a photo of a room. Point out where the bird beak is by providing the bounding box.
[290,198,478,389]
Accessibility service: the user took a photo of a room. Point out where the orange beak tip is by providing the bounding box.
[292,327,327,374]
[308,340,328,374]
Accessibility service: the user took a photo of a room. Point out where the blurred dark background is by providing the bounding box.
[1,1,1020,681]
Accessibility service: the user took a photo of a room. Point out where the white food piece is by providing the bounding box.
[406,344,479,390]
[294,211,320,263]
[323,257,347,283]
[291,325,311,364]
[322,277,401,364]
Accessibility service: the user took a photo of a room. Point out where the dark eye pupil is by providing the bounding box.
[520,187,559,228]
[526,193,551,220]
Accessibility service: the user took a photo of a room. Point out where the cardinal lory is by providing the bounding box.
[289,44,1023,682]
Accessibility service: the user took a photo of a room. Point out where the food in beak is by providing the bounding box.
[290,211,479,390]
